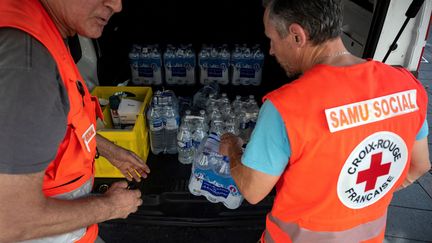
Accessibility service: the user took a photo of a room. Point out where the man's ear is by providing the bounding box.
[288,23,308,47]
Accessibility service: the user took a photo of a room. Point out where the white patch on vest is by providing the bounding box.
[337,131,408,209]
[82,124,96,152]
[325,90,418,133]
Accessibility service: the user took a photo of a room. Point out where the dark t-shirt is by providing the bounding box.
[0,28,70,174]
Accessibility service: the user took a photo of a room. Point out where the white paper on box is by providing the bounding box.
[118,99,143,125]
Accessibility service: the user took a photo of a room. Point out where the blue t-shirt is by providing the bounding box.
[242,100,429,176]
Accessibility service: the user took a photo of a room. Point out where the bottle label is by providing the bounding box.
[201,180,230,198]
[192,140,201,148]
[239,67,255,78]
[178,140,192,149]
[151,118,163,131]
[138,66,154,78]
[172,66,187,77]
[208,67,223,77]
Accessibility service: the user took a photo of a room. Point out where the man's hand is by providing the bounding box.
[219,133,280,204]
[107,145,150,182]
[219,133,244,160]
[0,171,142,242]
[103,181,143,219]
[96,134,150,182]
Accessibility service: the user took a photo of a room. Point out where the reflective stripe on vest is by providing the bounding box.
[263,212,387,243]
[18,178,94,243]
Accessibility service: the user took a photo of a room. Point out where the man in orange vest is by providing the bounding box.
[0,0,150,242]
[220,0,430,242]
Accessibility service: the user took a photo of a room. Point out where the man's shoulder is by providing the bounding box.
[0,28,30,67]
[0,27,56,71]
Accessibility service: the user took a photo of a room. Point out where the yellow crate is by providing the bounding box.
[91,86,153,178]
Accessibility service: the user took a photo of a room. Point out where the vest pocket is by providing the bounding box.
[70,109,97,160]
[91,95,104,121]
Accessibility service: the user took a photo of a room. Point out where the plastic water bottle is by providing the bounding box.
[209,108,222,124]
[164,45,176,85]
[206,93,218,109]
[252,46,264,86]
[184,45,196,85]
[129,46,140,85]
[210,120,224,137]
[182,110,192,123]
[247,100,260,130]
[148,97,165,154]
[151,46,163,85]
[225,113,239,136]
[222,106,233,122]
[192,83,219,110]
[198,46,209,85]
[218,93,230,110]
[240,48,252,86]
[192,135,211,171]
[208,152,223,172]
[219,46,231,85]
[238,108,249,142]
[138,47,153,85]
[213,156,230,177]
[247,95,255,104]
[192,119,207,152]
[177,117,193,164]
[163,97,179,154]
[198,109,209,128]
[231,46,243,86]
[232,95,242,112]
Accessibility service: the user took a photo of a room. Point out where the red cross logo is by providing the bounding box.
[356,152,391,192]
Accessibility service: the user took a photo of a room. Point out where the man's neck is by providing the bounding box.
[301,38,365,71]
[39,0,73,38]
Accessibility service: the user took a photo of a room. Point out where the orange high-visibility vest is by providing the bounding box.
[262,61,427,243]
[0,0,103,242]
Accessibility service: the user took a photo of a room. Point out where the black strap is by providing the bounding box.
[382,0,425,63]
[68,34,82,63]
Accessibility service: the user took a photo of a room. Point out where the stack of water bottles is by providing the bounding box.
[146,90,180,155]
[177,110,208,165]
[178,92,260,164]
[180,92,260,209]
[129,44,163,86]
[205,93,260,143]
[188,132,244,209]
[129,44,264,86]
[164,44,196,85]
[198,44,231,85]
[231,44,265,86]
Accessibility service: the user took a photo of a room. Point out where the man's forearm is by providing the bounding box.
[227,144,248,197]
[1,189,112,242]
[96,133,115,159]
[401,159,431,189]
[399,138,431,190]
[227,146,279,205]
[0,171,141,242]
[21,196,111,241]
[220,134,280,204]
[228,144,243,172]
